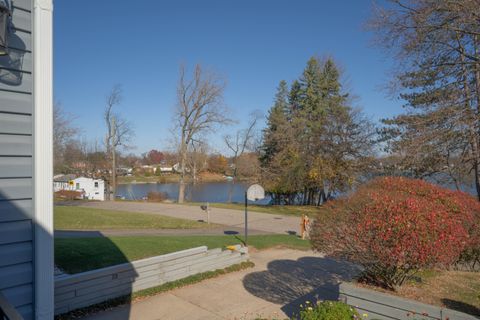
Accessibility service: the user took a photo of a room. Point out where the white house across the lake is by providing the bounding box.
[54,176,105,201]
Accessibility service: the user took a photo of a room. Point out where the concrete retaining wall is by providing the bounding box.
[54,246,248,315]
[339,282,478,320]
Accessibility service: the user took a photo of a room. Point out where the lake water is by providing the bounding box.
[116,182,272,204]
[116,178,477,204]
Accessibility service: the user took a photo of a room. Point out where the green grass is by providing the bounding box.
[55,261,255,320]
[54,206,211,230]
[184,202,321,217]
[55,234,311,274]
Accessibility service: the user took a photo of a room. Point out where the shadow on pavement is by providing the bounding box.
[242,256,361,317]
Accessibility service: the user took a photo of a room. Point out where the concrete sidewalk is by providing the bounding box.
[79,249,359,320]
[68,201,302,235]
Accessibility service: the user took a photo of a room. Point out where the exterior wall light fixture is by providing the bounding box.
[0,0,12,56]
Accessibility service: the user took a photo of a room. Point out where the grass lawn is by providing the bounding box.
[184,202,321,217]
[55,234,311,274]
[403,270,480,316]
[54,206,211,230]
[359,269,480,316]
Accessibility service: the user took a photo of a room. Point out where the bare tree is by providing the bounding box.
[223,112,261,201]
[53,102,79,173]
[187,139,209,184]
[104,85,134,200]
[174,64,230,203]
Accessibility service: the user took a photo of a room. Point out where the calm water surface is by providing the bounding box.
[116,178,476,204]
[116,182,271,204]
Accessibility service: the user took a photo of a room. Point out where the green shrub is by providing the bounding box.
[295,301,359,320]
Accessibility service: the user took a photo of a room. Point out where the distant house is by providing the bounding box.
[173,162,189,173]
[139,165,155,174]
[54,176,105,201]
[158,166,174,173]
[117,167,133,176]
[152,165,174,174]
[138,164,175,174]
[53,174,77,191]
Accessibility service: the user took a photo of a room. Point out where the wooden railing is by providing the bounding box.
[0,292,23,320]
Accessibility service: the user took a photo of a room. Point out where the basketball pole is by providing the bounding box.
[244,190,248,246]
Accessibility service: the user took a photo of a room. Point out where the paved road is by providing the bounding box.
[80,248,359,320]
[68,201,302,235]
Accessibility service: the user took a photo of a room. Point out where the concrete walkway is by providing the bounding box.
[67,201,302,235]
[80,249,360,320]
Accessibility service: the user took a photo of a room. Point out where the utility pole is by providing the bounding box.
[111,116,117,201]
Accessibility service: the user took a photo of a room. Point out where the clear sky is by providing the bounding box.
[54,0,401,155]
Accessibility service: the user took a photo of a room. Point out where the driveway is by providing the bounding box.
[67,201,302,235]
[79,248,360,320]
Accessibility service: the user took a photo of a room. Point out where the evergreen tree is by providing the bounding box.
[371,0,480,198]
[260,80,289,166]
[259,57,375,205]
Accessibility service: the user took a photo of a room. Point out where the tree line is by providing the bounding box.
[55,0,480,204]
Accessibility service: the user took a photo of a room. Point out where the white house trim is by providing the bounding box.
[33,0,54,318]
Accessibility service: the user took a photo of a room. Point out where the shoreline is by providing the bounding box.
[117,176,254,185]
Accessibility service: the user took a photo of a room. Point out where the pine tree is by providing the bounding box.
[371,0,480,198]
[260,80,289,166]
[259,57,375,205]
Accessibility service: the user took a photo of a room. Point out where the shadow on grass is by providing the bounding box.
[2,193,135,319]
[55,234,132,274]
[242,256,360,317]
[441,298,480,317]
[54,231,136,319]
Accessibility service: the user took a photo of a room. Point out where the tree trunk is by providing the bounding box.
[178,130,187,203]
[227,167,238,203]
[178,152,187,203]
[317,190,324,206]
[192,160,197,185]
[227,183,234,203]
[474,160,480,202]
[459,42,480,201]
[473,36,480,200]
[111,146,116,201]
[110,117,117,201]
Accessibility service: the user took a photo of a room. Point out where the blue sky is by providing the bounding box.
[54,0,401,155]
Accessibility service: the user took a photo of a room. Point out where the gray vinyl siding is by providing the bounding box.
[0,0,34,319]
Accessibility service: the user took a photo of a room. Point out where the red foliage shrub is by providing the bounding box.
[54,190,84,200]
[310,176,480,290]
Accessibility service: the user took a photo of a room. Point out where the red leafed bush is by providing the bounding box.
[310,176,480,290]
[54,190,84,200]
